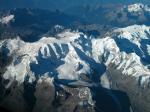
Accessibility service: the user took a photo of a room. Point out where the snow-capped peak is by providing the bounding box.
[125,3,150,14]
[127,3,144,13]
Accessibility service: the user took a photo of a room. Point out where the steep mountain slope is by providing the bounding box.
[0,24,150,112]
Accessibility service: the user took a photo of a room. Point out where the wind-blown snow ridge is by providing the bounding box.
[1,25,150,88]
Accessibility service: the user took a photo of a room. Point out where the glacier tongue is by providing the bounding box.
[1,25,150,88]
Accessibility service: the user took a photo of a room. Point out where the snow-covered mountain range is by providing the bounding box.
[1,25,150,87]
[1,3,150,112]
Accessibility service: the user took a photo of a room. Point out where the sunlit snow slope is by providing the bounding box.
[1,25,150,88]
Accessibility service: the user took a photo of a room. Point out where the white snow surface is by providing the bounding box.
[0,15,14,24]
[1,25,150,87]
[126,3,150,13]
[147,45,150,55]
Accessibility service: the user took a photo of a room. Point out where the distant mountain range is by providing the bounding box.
[1,3,150,42]
[0,0,150,10]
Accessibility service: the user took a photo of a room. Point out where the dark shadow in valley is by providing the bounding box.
[71,46,129,112]
[73,46,106,83]
[91,86,131,112]
[114,38,142,56]
[23,81,36,112]
[0,106,12,112]
[114,37,150,67]
[30,48,65,79]
[54,78,131,112]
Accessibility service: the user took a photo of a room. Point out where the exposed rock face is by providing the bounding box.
[107,65,150,112]
[33,76,55,112]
